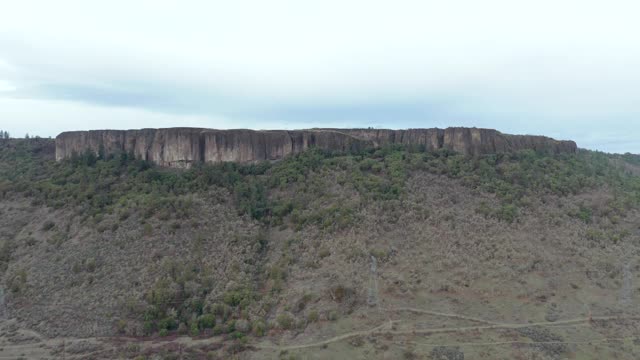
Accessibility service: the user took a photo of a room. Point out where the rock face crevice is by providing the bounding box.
[55,127,577,167]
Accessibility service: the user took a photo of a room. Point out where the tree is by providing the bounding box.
[25,133,30,139]
[4,131,8,139]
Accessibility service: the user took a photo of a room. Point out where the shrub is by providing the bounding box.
[318,248,331,259]
[326,310,338,321]
[143,223,153,236]
[189,322,199,337]
[252,320,267,336]
[213,324,225,335]
[224,320,236,333]
[41,220,55,231]
[369,249,387,260]
[230,331,245,340]
[276,313,294,330]
[85,258,97,272]
[586,229,605,242]
[198,314,215,329]
[8,269,27,293]
[235,319,250,333]
[143,321,155,335]
[329,285,351,302]
[158,317,177,331]
[496,204,518,223]
[222,288,254,308]
[307,310,319,323]
[576,205,593,224]
[116,319,127,334]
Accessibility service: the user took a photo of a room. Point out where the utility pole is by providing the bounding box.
[621,261,633,308]
[367,255,379,307]
[0,287,5,320]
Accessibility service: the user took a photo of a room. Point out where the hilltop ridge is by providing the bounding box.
[55,127,577,167]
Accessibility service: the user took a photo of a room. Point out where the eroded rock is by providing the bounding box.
[55,127,577,167]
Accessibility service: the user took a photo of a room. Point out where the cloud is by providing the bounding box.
[0,97,234,138]
[0,80,15,92]
[0,0,639,152]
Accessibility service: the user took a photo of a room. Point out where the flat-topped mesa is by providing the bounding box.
[55,127,577,167]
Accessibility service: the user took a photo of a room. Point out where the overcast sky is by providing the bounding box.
[0,0,638,153]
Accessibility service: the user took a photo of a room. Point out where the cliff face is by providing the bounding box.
[55,127,577,167]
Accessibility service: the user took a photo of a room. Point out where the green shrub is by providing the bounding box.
[222,288,254,308]
[496,204,518,223]
[198,314,215,329]
[252,320,267,336]
[116,319,127,334]
[143,321,155,335]
[276,313,294,330]
[158,317,177,331]
[369,249,387,260]
[307,310,319,323]
[318,248,331,258]
[576,205,593,224]
[225,320,236,333]
[230,331,245,340]
[213,324,225,335]
[143,223,153,236]
[189,322,199,337]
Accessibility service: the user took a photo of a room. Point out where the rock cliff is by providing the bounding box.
[55,127,577,167]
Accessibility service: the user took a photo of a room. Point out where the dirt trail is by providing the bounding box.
[1,313,638,357]
[0,329,227,359]
[389,307,505,325]
[406,335,639,348]
[262,315,640,351]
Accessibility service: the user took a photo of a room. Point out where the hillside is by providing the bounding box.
[1,137,640,359]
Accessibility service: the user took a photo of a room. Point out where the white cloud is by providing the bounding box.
[0,0,638,152]
[0,98,234,137]
[0,80,15,92]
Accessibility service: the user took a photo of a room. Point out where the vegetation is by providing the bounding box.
[2,140,639,231]
[2,139,640,340]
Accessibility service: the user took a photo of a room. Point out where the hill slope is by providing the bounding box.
[1,138,640,359]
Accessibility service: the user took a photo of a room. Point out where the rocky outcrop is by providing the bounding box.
[335,128,578,156]
[55,127,577,167]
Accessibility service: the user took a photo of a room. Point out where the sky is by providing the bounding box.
[0,0,639,153]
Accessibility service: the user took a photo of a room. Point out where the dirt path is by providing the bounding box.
[261,315,640,351]
[0,329,227,359]
[406,335,639,348]
[1,313,638,357]
[389,307,505,325]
